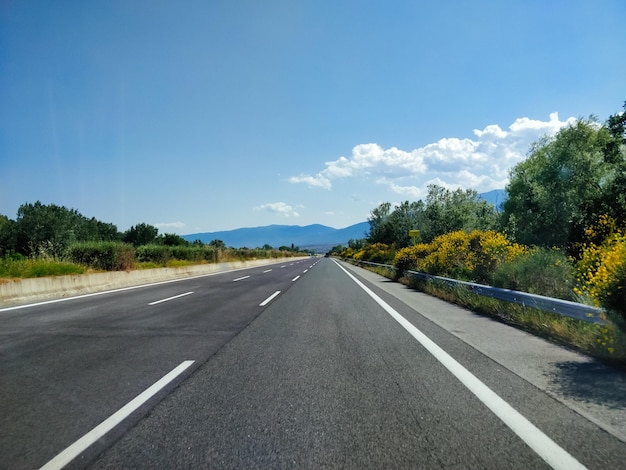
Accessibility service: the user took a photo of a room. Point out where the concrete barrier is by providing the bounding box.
[0,257,308,308]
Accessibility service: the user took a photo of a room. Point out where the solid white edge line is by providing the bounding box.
[292,275,300,282]
[232,275,250,282]
[39,360,195,470]
[148,291,194,306]
[260,291,281,306]
[332,259,586,470]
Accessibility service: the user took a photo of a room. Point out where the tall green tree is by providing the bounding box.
[502,115,626,251]
[367,202,395,245]
[366,186,498,247]
[422,185,497,242]
[123,223,159,247]
[0,214,16,256]
[13,202,88,257]
[160,233,189,246]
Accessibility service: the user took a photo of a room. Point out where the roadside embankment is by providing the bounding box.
[0,257,308,308]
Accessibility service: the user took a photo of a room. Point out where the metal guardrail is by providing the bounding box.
[347,259,605,324]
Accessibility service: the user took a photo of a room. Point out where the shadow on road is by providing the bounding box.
[548,361,626,409]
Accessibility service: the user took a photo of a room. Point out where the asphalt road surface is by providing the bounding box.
[1,258,625,469]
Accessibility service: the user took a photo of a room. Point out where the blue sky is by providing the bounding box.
[1,1,624,234]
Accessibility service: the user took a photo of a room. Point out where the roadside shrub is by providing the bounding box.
[394,231,525,283]
[575,231,626,321]
[422,231,472,279]
[66,242,135,271]
[419,230,525,282]
[136,244,172,265]
[394,243,431,274]
[467,230,527,282]
[352,243,396,264]
[492,247,577,301]
[0,256,85,278]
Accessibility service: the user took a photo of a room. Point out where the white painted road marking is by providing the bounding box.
[292,276,300,282]
[148,292,194,306]
[303,269,308,273]
[0,262,302,313]
[233,276,250,282]
[263,269,272,273]
[333,260,586,470]
[260,291,281,306]
[39,360,195,470]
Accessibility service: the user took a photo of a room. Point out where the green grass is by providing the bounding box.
[405,275,626,365]
[0,257,86,279]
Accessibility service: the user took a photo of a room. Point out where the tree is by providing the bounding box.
[502,116,626,252]
[422,185,497,242]
[367,186,498,247]
[160,233,189,246]
[209,239,226,249]
[0,214,16,256]
[13,202,89,257]
[367,202,395,245]
[123,223,159,247]
[348,238,366,250]
[602,102,626,226]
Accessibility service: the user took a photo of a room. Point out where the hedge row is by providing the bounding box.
[65,242,298,271]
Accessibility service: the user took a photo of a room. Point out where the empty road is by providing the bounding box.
[1,258,625,469]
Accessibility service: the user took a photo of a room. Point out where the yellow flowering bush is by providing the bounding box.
[394,230,526,282]
[422,231,474,279]
[341,243,396,264]
[576,230,626,319]
[356,243,396,264]
[394,243,432,274]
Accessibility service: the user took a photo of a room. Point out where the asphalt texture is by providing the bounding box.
[90,259,626,469]
[2,258,626,469]
[0,259,314,469]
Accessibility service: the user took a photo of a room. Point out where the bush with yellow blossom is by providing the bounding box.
[575,215,626,321]
[394,230,526,283]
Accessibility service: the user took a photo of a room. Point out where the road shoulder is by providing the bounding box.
[338,260,626,443]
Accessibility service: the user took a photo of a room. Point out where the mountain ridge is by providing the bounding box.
[183,190,507,249]
[182,221,369,249]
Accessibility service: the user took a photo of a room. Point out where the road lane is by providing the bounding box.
[89,258,626,469]
[0,258,317,469]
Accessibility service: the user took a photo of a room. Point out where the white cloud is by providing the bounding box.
[288,174,331,190]
[289,113,575,195]
[154,221,186,229]
[254,202,300,217]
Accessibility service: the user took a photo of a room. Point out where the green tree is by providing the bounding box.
[348,238,366,250]
[13,202,89,257]
[502,116,626,251]
[602,102,626,225]
[367,186,498,247]
[123,223,159,247]
[422,185,497,242]
[160,233,189,246]
[209,239,226,249]
[0,214,17,255]
[367,202,395,245]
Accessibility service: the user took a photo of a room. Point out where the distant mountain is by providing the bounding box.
[183,190,505,249]
[479,189,506,211]
[183,221,370,249]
